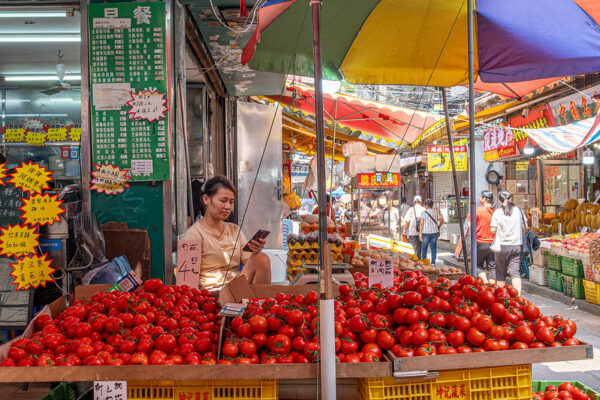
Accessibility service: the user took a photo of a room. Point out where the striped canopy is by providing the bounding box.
[242,0,600,87]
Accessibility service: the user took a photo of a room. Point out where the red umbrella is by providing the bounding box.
[268,84,441,144]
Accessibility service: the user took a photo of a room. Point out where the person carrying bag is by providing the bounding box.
[419,199,444,266]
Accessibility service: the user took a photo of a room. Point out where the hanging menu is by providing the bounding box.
[89,2,170,181]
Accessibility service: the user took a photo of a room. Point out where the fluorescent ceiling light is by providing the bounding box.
[1,99,31,103]
[4,75,81,81]
[5,113,68,117]
[0,35,80,42]
[0,11,69,18]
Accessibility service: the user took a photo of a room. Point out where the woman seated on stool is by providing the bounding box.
[180,175,271,290]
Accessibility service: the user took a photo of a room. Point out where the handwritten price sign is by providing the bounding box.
[368,258,394,288]
[176,240,200,288]
[4,128,25,142]
[94,381,127,400]
[46,128,68,142]
[0,224,39,257]
[9,161,53,195]
[20,193,65,226]
[25,131,46,147]
[126,89,167,123]
[90,163,131,195]
[69,127,81,142]
[9,253,55,291]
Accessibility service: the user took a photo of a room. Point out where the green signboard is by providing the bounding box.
[89,2,170,181]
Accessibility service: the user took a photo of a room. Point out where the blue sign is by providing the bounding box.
[39,239,62,251]
[70,147,79,159]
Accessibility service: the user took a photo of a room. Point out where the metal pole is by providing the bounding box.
[441,88,469,273]
[310,1,336,399]
[467,0,477,277]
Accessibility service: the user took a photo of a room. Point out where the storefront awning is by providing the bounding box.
[523,113,600,153]
[266,84,442,145]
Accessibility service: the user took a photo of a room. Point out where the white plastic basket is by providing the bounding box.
[529,264,548,286]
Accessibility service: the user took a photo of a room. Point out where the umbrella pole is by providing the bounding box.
[310,1,336,399]
[468,0,478,277]
[441,88,469,273]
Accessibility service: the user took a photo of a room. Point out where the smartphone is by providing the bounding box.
[243,230,270,252]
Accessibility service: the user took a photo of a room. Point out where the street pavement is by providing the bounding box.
[435,246,600,391]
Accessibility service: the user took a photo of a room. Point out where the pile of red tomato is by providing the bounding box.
[348,271,580,359]
[220,270,580,364]
[0,268,582,367]
[0,279,221,366]
[533,382,592,400]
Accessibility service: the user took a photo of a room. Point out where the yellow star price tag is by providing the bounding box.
[9,253,55,291]
[69,128,81,142]
[0,163,6,185]
[46,128,68,142]
[9,161,53,195]
[4,128,25,142]
[25,131,47,147]
[0,224,39,258]
[90,163,131,195]
[20,193,65,226]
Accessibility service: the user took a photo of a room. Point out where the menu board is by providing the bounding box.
[89,2,170,181]
[0,176,24,229]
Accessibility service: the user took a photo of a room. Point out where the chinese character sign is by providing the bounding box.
[9,161,53,195]
[483,127,517,161]
[176,240,201,288]
[174,389,210,400]
[0,224,39,258]
[90,163,132,195]
[9,254,55,291]
[427,146,467,171]
[368,258,394,288]
[432,383,468,400]
[19,193,65,226]
[89,2,170,181]
[356,173,400,189]
[94,381,127,400]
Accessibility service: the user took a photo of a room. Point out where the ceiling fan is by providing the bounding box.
[40,50,80,96]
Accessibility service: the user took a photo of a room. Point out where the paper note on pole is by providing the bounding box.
[94,381,127,400]
[176,240,201,288]
[368,258,394,288]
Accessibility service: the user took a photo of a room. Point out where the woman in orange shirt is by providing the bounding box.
[180,176,271,290]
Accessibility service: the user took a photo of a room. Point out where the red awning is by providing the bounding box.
[474,76,562,99]
[267,84,441,145]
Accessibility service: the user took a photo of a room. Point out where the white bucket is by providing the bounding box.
[263,249,288,283]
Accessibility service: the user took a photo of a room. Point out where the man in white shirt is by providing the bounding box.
[402,196,425,257]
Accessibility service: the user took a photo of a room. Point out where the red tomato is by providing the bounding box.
[267,334,291,355]
[466,327,486,347]
[536,327,555,345]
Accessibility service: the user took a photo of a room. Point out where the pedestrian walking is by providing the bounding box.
[419,199,444,266]
[490,190,527,294]
[402,196,424,257]
[469,190,497,283]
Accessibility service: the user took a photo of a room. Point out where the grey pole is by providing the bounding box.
[442,88,469,273]
[468,0,477,277]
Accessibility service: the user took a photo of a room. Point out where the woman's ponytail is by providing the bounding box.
[498,190,514,216]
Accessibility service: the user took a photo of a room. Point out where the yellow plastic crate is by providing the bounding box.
[583,279,600,305]
[358,365,531,400]
[128,380,278,400]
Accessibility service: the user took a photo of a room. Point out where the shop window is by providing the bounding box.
[503,162,536,211]
[543,164,580,212]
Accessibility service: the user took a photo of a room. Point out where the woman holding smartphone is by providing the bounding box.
[180,175,271,290]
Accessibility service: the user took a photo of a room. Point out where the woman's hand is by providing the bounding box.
[247,238,266,255]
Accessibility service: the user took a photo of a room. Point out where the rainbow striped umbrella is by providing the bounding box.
[242,0,600,87]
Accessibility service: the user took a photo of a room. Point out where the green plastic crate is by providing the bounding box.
[562,275,586,299]
[532,381,599,400]
[545,252,562,271]
[41,382,77,400]
[546,269,563,292]
[561,256,585,277]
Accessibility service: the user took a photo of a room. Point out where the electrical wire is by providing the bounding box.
[208,0,264,34]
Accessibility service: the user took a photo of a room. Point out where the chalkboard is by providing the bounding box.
[92,182,165,279]
[0,176,25,229]
[88,2,170,181]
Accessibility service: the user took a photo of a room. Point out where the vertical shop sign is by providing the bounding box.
[89,2,170,181]
[483,127,517,161]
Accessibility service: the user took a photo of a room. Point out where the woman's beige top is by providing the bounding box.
[180,219,251,290]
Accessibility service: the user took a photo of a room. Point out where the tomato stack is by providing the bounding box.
[533,382,592,400]
[0,279,221,367]
[347,271,579,359]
